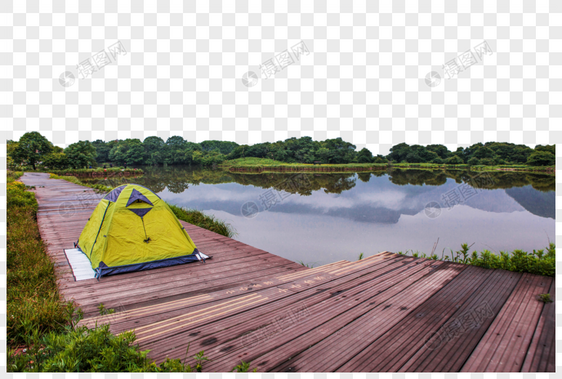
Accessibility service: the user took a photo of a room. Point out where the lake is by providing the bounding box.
[90,166,555,267]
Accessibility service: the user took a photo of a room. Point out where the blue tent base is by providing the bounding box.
[94,249,211,278]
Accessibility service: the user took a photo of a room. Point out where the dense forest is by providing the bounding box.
[7,132,555,170]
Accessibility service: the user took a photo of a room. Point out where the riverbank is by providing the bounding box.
[219,158,555,174]
[30,167,143,177]
[396,243,555,277]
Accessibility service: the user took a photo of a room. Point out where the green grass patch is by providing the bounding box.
[47,167,143,176]
[7,180,66,347]
[219,158,554,174]
[220,157,386,168]
[537,293,553,303]
[397,243,555,277]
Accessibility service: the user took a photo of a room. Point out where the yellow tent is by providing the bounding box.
[76,184,207,278]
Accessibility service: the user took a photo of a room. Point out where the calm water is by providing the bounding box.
[93,167,555,266]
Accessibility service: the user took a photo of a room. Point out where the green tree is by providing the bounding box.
[200,140,239,155]
[386,142,409,163]
[92,139,112,164]
[109,139,144,166]
[165,136,189,164]
[373,155,387,164]
[143,136,167,165]
[321,137,356,163]
[7,140,19,167]
[527,151,555,166]
[426,144,450,159]
[356,148,374,163]
[445,155,464,164]
[480,158,495,166]
[227,144,249,160]
[315,147,331,163]
[11,132,53,169]
[65,140,97,168]
[42,151,69,169]
[535,144,555,155]
[473,146,496,160]
[467,157,480,166]
[124,139,145,165]
[246,143,270,158]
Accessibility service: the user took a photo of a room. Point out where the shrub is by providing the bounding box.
[7,182,63,346]
[445,155,464,164]
[479,158,495,166]
[440,243,555,277]
[527,151,555,166]
[8,321,209,372]
[467,157,480,166]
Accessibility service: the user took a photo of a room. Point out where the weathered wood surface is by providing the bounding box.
[19,172,555,372]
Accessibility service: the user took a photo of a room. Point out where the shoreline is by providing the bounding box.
[222,163,555,175]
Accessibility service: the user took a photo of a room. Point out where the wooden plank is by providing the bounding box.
[200,261,455,372]
[63,253,300,299]
[148,255,423,363]
[521,280,555,372]
[78,261,351,330]
[77,262,307,316]
[110,255,397,337]
[398,267,521,372]
[266,262,464,373]
[335,265,494,371]
[461,273,552,372]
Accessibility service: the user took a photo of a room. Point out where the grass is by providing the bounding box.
[221,157,386,169]
[219,158,554,174]
[33,167,143,175]
[231,361,258,372]
[7,174,69,348]
[537,293,553,303]
[396,243,555,277]
[297,261,316,268]
[49,173,236,238]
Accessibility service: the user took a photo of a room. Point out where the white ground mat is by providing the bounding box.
[64,248,96,281]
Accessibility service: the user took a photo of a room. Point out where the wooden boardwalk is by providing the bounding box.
[20,172,555,372]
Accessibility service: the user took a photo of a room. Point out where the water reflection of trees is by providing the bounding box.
[388,169,553,193]
[83,166,555,195]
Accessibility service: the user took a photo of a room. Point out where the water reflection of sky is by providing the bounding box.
[157,174,555,266]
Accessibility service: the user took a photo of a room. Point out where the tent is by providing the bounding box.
[76,183,208,278]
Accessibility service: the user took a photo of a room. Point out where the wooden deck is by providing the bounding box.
[20,172,555,372]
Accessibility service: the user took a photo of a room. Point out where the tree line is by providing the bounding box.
[7,132,555,170]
